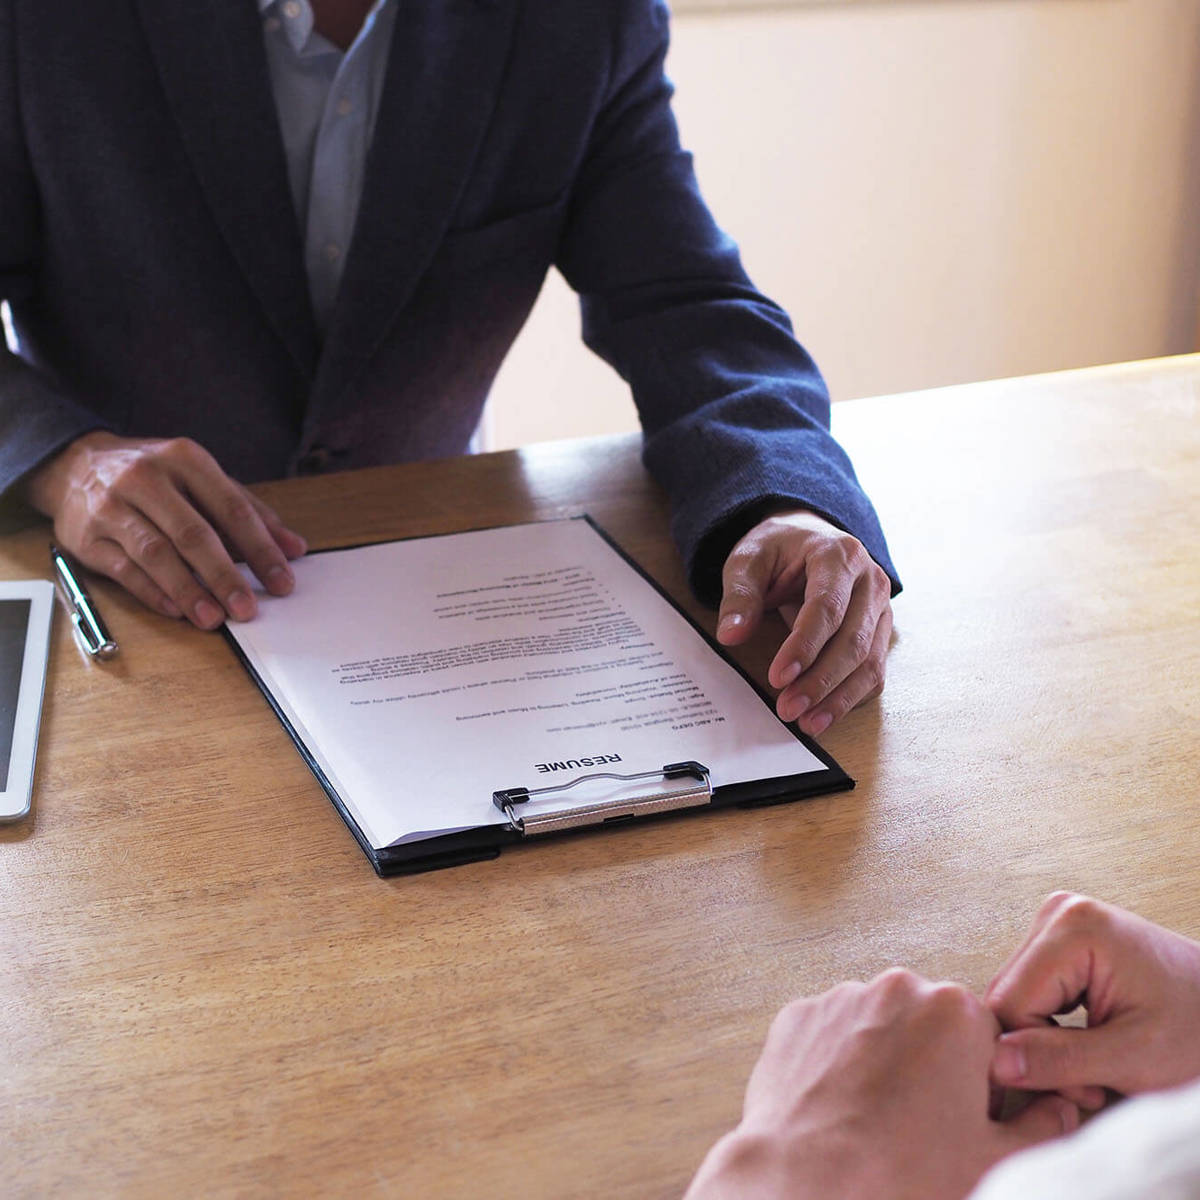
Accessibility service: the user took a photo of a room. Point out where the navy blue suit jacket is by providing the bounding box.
[0,0,899,601]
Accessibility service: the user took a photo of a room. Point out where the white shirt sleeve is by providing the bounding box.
[968,1078,1200,1200]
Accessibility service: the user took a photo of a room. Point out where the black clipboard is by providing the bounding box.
[225,517,853,876]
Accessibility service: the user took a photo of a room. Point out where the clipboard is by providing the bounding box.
[225,517,853,875]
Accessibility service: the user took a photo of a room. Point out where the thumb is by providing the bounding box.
[995,1092,1079,1154]
[992,1025,1127,1094]
[716,543,772,645]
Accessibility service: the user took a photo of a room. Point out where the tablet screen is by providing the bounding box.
[0,599,32,791]
[0,581,53,821]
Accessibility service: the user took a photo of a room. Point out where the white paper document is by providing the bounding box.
[228,519,832,850]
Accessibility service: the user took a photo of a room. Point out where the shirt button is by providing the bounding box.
[324,243,342,264]
[282,1,301,18]
[336,96,353,117]
[264,16,281,32]
[299,446,331,473]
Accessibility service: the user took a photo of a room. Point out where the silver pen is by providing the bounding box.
[50,545,119,659]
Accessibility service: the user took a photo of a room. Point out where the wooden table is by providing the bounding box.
[3,357,1198,1197]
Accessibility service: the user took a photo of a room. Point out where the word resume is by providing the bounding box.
[227,519,836,853]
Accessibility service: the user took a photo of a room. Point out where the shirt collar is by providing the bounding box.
[259,0,317,55]
[259,0,393,58]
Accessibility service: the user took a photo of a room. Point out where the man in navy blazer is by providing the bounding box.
[0,0,899,735]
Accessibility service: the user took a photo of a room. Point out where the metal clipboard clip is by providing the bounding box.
[493,760,712,837]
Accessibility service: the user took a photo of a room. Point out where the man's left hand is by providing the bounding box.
[716,509,893,736]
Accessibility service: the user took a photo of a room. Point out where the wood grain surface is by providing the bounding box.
[2,357,1198,1198]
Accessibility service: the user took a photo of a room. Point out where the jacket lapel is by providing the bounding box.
[310,0,518,413]
[133,0,320,380]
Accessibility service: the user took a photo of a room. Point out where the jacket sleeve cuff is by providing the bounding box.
[0,350,111,497]
[643,414,902,608]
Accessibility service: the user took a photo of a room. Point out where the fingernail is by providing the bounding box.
[228,589,256,622]
[194,598,224,628]
[790,693,812,718]
[994,1039,1027,1083]
[1058,1100,1079,1134]
[807,711,832,736]
[718,613,745,639]
[778,661,801,687]
[266,566,294,595]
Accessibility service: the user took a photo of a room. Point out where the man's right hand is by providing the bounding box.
[21,432,306,628]
[987,892,1200,1099]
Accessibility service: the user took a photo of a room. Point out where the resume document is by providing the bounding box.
[227,519,831,850]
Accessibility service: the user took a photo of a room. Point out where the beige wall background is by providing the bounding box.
[482,0,1200,450]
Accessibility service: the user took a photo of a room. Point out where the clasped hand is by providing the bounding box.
[686,893,1200,1200]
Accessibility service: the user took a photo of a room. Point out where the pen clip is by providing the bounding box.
[70,608,117,658]
[71,609,103,655]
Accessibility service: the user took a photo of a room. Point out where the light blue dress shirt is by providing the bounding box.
[258,0,397,333]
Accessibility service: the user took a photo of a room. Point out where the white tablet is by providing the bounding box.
[0,580,54,822]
